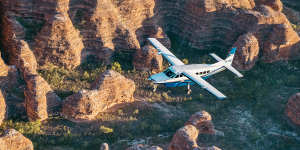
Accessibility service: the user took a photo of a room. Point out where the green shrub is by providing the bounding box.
[111,62,122,73]
[99,126,114,134]
[182,58,189,64]
[1,120,42,135]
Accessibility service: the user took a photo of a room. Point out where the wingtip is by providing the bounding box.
[218,96,227,100]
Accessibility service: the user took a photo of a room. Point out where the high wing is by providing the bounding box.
[182,71,227,99]
[148,38,184,66]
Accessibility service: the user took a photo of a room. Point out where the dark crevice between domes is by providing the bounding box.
[0,1,9,64]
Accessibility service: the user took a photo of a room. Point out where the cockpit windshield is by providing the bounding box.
[163,69,177,78]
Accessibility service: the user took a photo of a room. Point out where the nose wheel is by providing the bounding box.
[187,83,192,95]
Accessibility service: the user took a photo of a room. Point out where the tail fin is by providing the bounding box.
[225,47,237,65]
[209,47,243,78]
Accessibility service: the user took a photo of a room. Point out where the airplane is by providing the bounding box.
[147,38,243,100]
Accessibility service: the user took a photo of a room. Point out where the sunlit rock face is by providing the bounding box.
[184,111,217,134]
[1,0,300,71]
[16,40,37,78]
[24,74,61,121]
[168,125,200,150]
[0,91,6,125]
[168,111,222,150]
[62,70,135,122]
[155,0,300,70]
[34,0,84,69]
[232,33,260,70]
[286,93,300,126]
[0,129,34,150]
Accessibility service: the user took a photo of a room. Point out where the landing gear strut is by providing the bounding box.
[187,83,192,95]
[153,84,158,92]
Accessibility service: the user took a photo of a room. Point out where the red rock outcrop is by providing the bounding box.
[126,144,163,150]
[255,0,283,11]
[185,111,216,135]
[24,75,61,121]
[133,45,163,72]
[34,0,84,69]
[285,93,300,126]
[133,27,170,72]
[168,125,200,150]
[0,91,6,125]
[0,52,10,78]
[62,70,135,122]
[261,23,300,62]
[2,0,300,71]
[156,0,300,70]
[169,111,221,150]
[232,33,260,70]
[0,129,34,150]
[1,11,25,65]
[16,40,38,78]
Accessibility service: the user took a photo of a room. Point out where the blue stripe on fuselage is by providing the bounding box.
[161,66,225,87]
[163,75,210,87]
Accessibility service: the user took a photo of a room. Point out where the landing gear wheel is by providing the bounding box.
[187,83,192,95]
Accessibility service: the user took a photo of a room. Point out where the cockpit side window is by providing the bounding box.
[163,69,177,78]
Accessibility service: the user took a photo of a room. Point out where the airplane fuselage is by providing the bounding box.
[149,61,226,87]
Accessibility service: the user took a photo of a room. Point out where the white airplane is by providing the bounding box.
[147,38,244,100]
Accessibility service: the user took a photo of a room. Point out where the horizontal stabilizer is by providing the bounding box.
[210,53,223,62]
[224,64,243,78]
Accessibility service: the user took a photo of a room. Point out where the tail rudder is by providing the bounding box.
[225,47,237,64]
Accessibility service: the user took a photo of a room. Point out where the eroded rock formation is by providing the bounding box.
[1,11,25,65]
[0,91,6,125]
[2,0,299,71]
[185,111,216,134]
[16,40,37,78]
[24,75,61,121]
[34,0,84,69]
[232,33,260,70]
[168,125,200,150]
[62,70,135,122]
[168,111,221,150]
[156,0,300,70]
[285,93,300,126]
[0,129,34,150]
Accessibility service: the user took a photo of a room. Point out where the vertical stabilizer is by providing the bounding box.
[225,47,237,64]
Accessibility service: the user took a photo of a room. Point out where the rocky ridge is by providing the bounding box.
[62,70,136,122]
[0,129,34,150]
[2,0,299,71]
